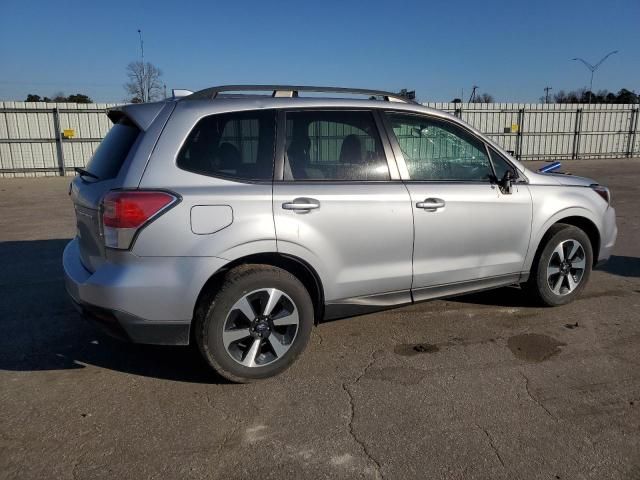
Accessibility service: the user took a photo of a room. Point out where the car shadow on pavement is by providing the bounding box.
[450,254,640,307]
[449,285,537,308]
[597,255,640,278]
[0,239,231,384]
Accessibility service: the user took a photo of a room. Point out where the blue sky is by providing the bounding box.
[1,0,638,103]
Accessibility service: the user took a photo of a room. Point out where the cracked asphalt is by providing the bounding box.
[1,158,639,479]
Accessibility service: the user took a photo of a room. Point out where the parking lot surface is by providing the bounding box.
[1,159,639,480]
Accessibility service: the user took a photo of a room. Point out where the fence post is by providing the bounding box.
[572,108,583,160]
[515,108,524,160]
[455,105,462,118]
[627,108,639,158]
[52,107,65,176]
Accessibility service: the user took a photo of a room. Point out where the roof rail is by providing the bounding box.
[185,85,417,104]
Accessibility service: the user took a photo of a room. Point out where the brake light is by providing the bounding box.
[101,191,177,249]
[590,185,611,205]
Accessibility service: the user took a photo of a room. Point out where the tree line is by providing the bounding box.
[546,88,638,104]
[24,93,93,103]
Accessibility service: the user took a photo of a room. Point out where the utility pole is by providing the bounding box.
[137,29,146,102]
[468,85,478,103]
[572,50,618,104]
[544,86,553,104]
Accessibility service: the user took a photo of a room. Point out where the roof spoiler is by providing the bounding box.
[107,102,168,131]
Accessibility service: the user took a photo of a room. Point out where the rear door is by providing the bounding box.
[272,109,414,310]
[382,111,532,298]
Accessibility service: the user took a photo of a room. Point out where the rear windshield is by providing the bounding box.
[85,116,140,180]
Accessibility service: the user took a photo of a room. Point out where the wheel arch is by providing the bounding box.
[531,215,601,271]
[192,253,325,341]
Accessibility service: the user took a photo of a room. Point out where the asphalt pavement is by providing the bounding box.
[1,159,639,479]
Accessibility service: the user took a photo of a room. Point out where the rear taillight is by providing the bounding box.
[590,185,611,205]
[101,190,178,249]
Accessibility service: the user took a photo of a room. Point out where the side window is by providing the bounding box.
[489,146,517,180]
[284,110,389,181]
[385,113,492,181]
[177,110,276,180]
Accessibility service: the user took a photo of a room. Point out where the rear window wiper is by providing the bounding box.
[74,167,99,180]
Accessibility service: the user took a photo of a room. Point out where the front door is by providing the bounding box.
[382,111,532,299]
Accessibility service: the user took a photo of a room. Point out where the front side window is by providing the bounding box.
[488,146,517,180]
[177,110,276,180]
[284,110,389,181]
[385,113,492,181]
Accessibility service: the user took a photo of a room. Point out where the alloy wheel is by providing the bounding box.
[546,239,587,296]
[222,288,299,367]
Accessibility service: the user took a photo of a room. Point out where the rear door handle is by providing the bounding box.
[282,197,320,211]
[416,198,446,210]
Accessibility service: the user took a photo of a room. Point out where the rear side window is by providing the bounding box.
[85,116,139,180]
[284,110,389,181]
[177,110,276,181]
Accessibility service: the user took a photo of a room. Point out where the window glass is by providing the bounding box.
[285,110,389,181]
[177,110,275,180]
[85,116,139,180]
[385,113,492,181]
[489,146,517,180]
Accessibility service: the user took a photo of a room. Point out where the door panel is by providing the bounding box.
[274,183,413,302]
[407,182,532,289]
[273,109,413,303]
[381,111,533,293]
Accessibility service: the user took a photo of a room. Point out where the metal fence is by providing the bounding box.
[0,101,638,177]
[0,101,117,177]
[424,102,639,161]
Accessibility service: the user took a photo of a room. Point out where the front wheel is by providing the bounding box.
[195,265,314,383]
[526,224,593,306]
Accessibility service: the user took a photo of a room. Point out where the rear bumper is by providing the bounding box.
[68,296,191,344]
[63,238,228,345]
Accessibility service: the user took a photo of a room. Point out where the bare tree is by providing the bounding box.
[470,92,494,103]
[124,61,163,103]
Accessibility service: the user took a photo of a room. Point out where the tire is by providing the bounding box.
[526,224,593,306]
[195,264,313,383]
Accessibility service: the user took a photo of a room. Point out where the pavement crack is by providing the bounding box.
[477,425,505,469]
[342,352,384,479]
[520,371,558,422]
[314,327,324,346]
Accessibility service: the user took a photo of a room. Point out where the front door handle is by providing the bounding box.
[282,197,320,212]
[416,198,446,211]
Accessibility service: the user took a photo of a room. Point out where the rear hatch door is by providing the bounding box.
[70,114,141,272]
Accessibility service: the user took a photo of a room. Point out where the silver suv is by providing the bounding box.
[64,85,617,382]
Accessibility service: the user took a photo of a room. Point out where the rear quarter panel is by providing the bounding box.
[134,100,277,259]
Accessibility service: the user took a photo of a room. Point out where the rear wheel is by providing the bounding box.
[526,224,593,306]
[195,265,313,382]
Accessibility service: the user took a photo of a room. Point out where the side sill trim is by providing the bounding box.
[322,273,527,322]
[323,289,412,321]
[412,273,522,303]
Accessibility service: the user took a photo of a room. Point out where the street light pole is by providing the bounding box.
[572,50,618,105]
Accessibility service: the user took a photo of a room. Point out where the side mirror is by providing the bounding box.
[498,170,514,195]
